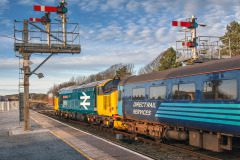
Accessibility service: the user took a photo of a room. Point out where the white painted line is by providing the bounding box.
[31,111,153,160]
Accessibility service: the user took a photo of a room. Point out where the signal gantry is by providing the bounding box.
[172,15,231,63]
[14,0,81,131]
[172,15,203,61]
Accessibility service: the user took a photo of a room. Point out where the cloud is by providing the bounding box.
[0,0,9,15]
[18,0,35,5]
[1,0,240,95]
[78,0,100,12]
[0,47,162,94]
[0,36,13,51]
[0,0,8,6]
[0,18,12,28]
[18,0,56,6]
[126,1,140,11]
[235,6,240,22]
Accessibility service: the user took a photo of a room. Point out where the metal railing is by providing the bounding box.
[14,20,80,53]
[176,36,231,62]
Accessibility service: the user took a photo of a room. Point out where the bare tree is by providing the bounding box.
[47,63,134,96]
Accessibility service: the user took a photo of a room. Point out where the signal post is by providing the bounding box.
[14,0,81,131]
[172,15,199,60]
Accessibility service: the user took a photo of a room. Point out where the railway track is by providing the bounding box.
[35,109,238,160]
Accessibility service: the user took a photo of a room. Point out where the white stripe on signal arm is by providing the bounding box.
[41,6,45,11]
[177,21,181,26]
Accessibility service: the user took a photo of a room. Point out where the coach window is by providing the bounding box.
[203,79,237,100]
[132,88,145,100]
[150,86,166,100]
[172,83,195,100]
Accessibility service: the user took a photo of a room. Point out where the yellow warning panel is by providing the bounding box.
[54,97,59,111]
[97,89,118,117]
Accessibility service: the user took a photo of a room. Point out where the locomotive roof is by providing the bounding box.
[59,79,115,94]
[59,86,76,94]
[125,56,240,84]
[74,79,111,89]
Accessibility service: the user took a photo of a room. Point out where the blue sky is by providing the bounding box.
[0,0,239,95]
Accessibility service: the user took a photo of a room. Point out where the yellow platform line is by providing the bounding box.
[49,130,93,160]
[31,116,93,160]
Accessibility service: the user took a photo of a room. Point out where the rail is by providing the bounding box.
[37,109,232,160]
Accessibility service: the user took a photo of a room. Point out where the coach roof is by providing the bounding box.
[125,56,240,84]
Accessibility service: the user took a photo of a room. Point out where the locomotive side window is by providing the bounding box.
[149,86,166,100]
[203,79,237,100]
[59,96,63,104]
[172,83,195,100]
[97,87,104,95]
[132,88,145,100]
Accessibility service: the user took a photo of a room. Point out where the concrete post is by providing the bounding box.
[23,20,31,131]
[46,23,51,47]
[23,53,30,131]
[62,14,67,47]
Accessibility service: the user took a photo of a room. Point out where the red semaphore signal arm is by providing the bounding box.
[182,41,195,47]
[29,18,42,22]
[172,21,192,28]
[34,5,58,12]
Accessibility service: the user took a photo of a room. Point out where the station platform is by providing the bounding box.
[0,108,152,160]
[0,109,88,160]
[30,111,153,160]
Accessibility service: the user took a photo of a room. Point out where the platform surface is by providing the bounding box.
[0,110,87,160]
[30,111,153,160]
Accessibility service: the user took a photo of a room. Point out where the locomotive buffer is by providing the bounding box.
[14,0,81,131]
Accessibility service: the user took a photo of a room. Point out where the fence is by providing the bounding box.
[0,101,19,112]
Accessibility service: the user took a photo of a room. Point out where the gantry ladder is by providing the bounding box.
[17,53,24,122]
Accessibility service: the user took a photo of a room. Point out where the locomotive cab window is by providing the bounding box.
[172,83,195,100]
[103,81,113,93]
[112,79,120,89]
[203,79,237,100]
[132,88,145,100]
[150,86,166,100]
[103,79,120,93]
